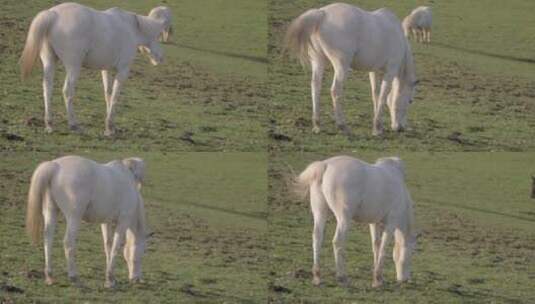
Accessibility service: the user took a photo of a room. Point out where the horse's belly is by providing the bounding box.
[82,203,117,223]
[83,51,116,70]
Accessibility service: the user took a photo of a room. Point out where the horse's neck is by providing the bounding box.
[135,15,161,43]
[402,44,417,83]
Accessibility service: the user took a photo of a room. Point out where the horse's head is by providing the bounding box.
[122,157,145,190]
[136,15,165,65]
[392,78,419,132]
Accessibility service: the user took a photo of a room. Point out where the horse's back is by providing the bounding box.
[321,156,404,222]
[315,3,406,70]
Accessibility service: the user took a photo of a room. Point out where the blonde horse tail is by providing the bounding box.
[283,8,326,66]
[26,161,58,245]
[20,10,57,80]
[136,195,148,237]
[293,161,327,200]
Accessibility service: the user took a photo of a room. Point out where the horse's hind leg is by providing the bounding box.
[101,223,113,266]
[330,59,351,136]
[372,225,393,288]
[63,218,81,285]
[62,66,81,132]
[369,72,379,114]
[105,221,128,288]
[43,193,57,285]
[101,70,113,114]
[40,44,55,133]
[310,55,325,134]
[369,223,384,269]
[105,68,130,137]
[332,214,352,286]
[373,74,394,136]
[310,183,328,286]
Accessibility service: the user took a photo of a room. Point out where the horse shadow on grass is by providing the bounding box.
[169,42,268,64]
[177,200,266,221]
[422,198,535,223]
[432,42,535,65]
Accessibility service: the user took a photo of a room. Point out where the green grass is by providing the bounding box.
[268,152,535,303]
[0,152,267,303]
[269,0,535,151]
[0,0,267,152]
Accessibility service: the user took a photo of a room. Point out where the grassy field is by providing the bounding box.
[0,152,267,303]
[268,152,535,303]
[0,0,267,152]
[269,0,535,151]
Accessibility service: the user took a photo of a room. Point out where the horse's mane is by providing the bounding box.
[135,14,163,41]
[376,157,406,178]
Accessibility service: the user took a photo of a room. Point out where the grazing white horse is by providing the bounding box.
[20,3,166,136]
[402,6,432,43]
[148,6,172,42]
[26,155,147,288]
[294,155,417,287]
[285,3,418,136]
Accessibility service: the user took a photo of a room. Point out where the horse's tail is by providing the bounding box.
[20,10,57,80]
[26,161,58,245]
[283,8,325,66]
[293,161,327,200]
[136,194,148,237]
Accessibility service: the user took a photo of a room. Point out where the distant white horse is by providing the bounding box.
[402,6,432,43]
[148,6,172,42]
[20,3,166,136]
[26,155,147,288]
[294,155,417,287]
[285,3,418,136]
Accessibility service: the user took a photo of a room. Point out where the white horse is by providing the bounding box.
[26,155,147,288]
[148,6,172,43]
[20,3,166,136]
[294,155,417,287]
[285,3,418,136]
[402,6,432,43]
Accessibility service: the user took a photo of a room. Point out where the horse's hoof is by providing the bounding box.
[312,277,321,286]
[372,128,383,136]
[104,129,115,137]
[69,125,82,133]
[336,276,350,287]
[372,280,384,288]
[312,126,321,134]
[130,277,144,284]
[45,277,54,285]
[104,279,116,289]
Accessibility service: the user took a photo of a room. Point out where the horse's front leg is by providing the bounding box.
[63,218,81,285]
[310,57,325,134]
[330,60,351,136]
[332,215,351,287]
[105,68,130,137]
[62,66,81,132]
[373,226,393,288]
[43,195,57,285]
[105,222,127,288]
[372,75,393,136]
[369,223,384,269]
